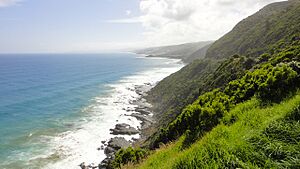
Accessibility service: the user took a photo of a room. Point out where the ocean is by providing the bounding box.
[0,53,183,169]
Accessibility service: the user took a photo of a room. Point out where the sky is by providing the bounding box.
[0,0,285,53]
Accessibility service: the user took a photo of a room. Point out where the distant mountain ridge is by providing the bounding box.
[135,41,213,63]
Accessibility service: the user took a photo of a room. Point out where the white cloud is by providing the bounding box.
[137,0,285,46]
[126,10,132,16]
[0,0,21,7]
[106,17,141,24]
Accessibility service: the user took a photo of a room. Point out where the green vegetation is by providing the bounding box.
[110,1,300,168]
[146,0,300,148]
[112,44,300,168]
[147,56,252,128]
[110,147,148,169]
[135,41,213,63]
[132,93,300,169]
[151,56,299,148]
[206,0,300,59]
[225,63,298,103]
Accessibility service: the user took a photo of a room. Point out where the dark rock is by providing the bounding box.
[104,146,116,155]
[103,137,131,157]
[79,162,88,169]
[110,123,139,135]
[88,163,98,169]
[135,107,152,115]
[99,157,112,169]
[101,140,106,144]
[107,137,131,149]
[130,113,153,124]
[132,137,139,142]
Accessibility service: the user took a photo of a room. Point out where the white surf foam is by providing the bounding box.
[41,57,184,169]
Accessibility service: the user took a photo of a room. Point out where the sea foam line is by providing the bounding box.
[40,57,184,169]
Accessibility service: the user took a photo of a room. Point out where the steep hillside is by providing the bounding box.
[185,43,212,63]
[110,39,300,169]
[146,56,254,127]
[135,41,213,63]
[206,0,300,59]
[146,0,300,131]
[105,1,300,168]
[129,94,300,169]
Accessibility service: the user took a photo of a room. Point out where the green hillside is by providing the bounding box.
[111,38,300,169]
[106,0,300,168]
[146,0,300,135]
[206,0,300,59]
[129,93,300,168]
[135,41,213,63]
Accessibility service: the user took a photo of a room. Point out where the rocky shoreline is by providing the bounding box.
[79,83,155,169]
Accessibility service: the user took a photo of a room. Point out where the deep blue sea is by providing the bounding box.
[0,53,183,169]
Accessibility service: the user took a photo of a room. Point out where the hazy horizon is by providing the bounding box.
[0,0,285,53]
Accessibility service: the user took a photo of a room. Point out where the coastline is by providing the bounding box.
[96,83,157,169]
[41,55,184,169]
[77,56,184,169]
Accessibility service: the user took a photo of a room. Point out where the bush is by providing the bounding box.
[151,45,300,150]
[111,147,148,168]
[151,90,232,148]
[225,63,298,103]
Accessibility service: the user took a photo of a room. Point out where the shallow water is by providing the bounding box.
[0,53,183,169]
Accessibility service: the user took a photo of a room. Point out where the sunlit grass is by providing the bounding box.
[130,93,300,169]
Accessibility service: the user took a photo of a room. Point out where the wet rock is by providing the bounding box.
[132,137,139,142]
[99,157,112,169]
[88,163,98,169]
[110,123,139,135]
[135,107,152,115]
[130,113,153,124]
[79,162,88,169]
[107,137,131,150]
[103,137,131,156]
[100,137,131,169]
[104,146,115,155]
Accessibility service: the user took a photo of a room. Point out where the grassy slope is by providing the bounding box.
[132,93,300,169]
[147,56,254,128]
[206,0,300,59]
[110,1,300,168]
[146,0,300,132]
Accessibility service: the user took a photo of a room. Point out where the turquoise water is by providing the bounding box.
[0,53,182,168]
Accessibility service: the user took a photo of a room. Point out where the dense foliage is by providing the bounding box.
[147,56,253,129]
[225,64,298,103]
[146,1,300,141]
[114,1,300,168]
[151,44,300,148]
[110,147,148,169]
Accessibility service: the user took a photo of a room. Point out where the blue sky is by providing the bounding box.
[0,0,284,53]
[0,0,143,53]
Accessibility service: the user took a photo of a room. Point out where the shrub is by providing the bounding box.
[111,147,148,169]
